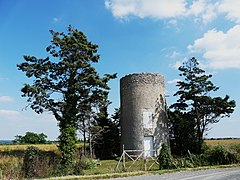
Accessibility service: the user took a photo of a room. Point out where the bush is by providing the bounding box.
[22,146,60,178]
[188,153,208,167]
[158,144,174,169]
[159,143,240,170]
[23,146,40,178]
[79,157,97,170]
[205,145,239,165]
[181,145,240,168]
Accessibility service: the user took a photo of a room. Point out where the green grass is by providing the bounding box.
[205,139,240,159]
[40,171,148,180]
[39,164,240,180]
[83,157,159,175]
[0,141,239,179]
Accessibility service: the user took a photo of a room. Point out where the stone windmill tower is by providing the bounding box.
[120,73,169,157]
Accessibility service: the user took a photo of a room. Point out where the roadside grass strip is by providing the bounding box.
[37,164,240,180]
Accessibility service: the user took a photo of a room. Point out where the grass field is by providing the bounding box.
[0,144,58,152]
[205,139,240,146]
[0,143,85,179]
[0,140,239,179]
[0,143,84,152]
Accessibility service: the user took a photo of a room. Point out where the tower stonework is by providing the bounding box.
[120,73,169,156]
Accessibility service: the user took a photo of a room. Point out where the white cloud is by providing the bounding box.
[105,0,187,19]
[186,0,218,24]
[167,79,181,84]
[0,96,14,102]
[35,112,56,122]
[0,109,21,120]
[218,0,240,23]
[105,0,240,26]
[187,0,205,16]
[202,2,218,23]
[188,25,240,69]
[105,0,220,24]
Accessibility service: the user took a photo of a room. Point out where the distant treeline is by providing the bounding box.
[0,140,57,145]
[0,140,12,144]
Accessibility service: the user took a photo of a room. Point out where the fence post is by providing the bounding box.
[144,157,147,171]
[122,144,126,170]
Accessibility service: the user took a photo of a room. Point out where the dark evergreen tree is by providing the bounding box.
[17,25,116,173]
[110,107,120,155]
[93,107,120,159]
[168,111,197,155]
[169,57,235,154]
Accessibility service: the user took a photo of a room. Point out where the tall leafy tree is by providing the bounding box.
[17,26,116,172]
[170,57,235,154]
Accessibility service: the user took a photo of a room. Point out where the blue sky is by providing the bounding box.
[0,0,239,140]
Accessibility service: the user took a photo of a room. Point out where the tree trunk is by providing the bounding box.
[89,130,92,158]
[195,103,202,154]
[83,120,86,156]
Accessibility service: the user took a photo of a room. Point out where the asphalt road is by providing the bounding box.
[110,168,240,180]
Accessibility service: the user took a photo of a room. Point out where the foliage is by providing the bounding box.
[158,144,173,170]
[168,110,198,155]
[205,145,239,165]
[158,144,240,170]
[23,146,40,178]
[93,107,120,159]
[169,57,236,154]
[172,158,194,168]
[109,108,121,156]
[22,146,61,178]
[13,132,47,144]
[78,157,97,170]
[17,25,116,173]
[171,144,240,169]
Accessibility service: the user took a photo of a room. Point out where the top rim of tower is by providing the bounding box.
[120,72,165,86]
[120,72,164,80]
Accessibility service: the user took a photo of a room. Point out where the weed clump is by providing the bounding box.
[158,143,240,170]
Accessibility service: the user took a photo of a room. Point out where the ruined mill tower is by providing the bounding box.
[120,73,169,157]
